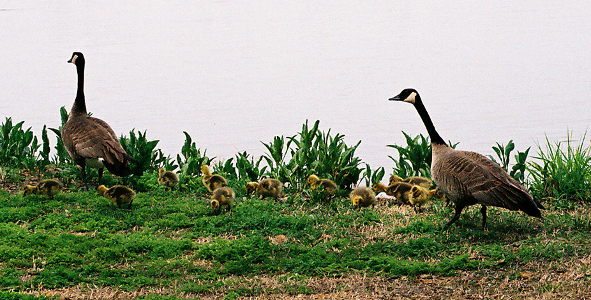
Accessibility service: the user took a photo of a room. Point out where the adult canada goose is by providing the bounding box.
[97,184,136,209]
[61,52,133,182]
[158,168,179,191]
[350,187,376,208]
[389,88,543,230]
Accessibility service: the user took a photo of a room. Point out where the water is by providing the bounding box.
[1,1,590,171]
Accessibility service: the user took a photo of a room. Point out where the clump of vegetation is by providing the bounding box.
[263,120,362,190]
[528,133,591,206]
[488,140,530,184]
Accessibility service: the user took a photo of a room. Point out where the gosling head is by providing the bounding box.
[210,199,220,210]
[23,185,37,196]
[389,88,419,104]
[389,174,403,185]
[372,182,387,193]
[411,186,422,198]
[158,168,166,177]
[68,52,85,66]
[352,195,361,207]
[96,185,108,196]
[245,182,258,194]
[200,165,210,174]
[307,175,320,187]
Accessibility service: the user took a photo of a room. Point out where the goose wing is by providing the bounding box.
[62,116,132,174]
[433,150,542,217]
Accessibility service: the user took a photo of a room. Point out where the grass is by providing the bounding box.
[1,169,591,298]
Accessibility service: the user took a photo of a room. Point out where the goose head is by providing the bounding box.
[68,52,85,66]
[389,88,419,104]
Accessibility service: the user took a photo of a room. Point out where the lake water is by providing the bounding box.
[1,1,590,172]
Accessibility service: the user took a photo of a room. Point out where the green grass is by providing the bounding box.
[1,169,590,298]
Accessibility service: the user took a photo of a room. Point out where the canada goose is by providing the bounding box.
[389,174,433,189]
[409,186,439,213]
[23,179,64,199]
[211,186,235,213]
[350,187,376,208]
[390,88,543,230]
[256,178,283,199]
[372,182,414,205]
[307,175,337,194]
[97,184,136,209]
[61,52,133,182]
[200,165,227,192]
[158,168,179,191]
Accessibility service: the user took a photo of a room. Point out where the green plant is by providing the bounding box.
[119,129,165,176]
[176,131,212,177]
[388,132,432,178]
[262,120,363,190]
[212,157,237,181]
[48,106,71,165]
[361,164,385,187]
[0,117,43,170]
[528,133,591,204]
[488,140,530,183]
[235,151,267,182]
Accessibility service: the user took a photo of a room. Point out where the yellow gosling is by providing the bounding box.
[350,187,376,208]
[97,184,136,209]
[158,168,179,191]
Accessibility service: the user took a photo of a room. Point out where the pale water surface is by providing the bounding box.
[1,1,590,171]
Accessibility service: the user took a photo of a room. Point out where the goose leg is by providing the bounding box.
[481,205,487,231]
[98,168,104,182]
[444,205,464,230]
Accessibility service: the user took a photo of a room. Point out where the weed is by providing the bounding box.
[528,133,591,206]
[488,140,530,183]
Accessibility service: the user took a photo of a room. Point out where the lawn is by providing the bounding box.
[1,172,590,299]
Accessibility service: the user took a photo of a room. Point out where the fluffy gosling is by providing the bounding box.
[389,174,433,189]
[245,182,259,195]
[256,178,283,199]
[372,182,414,205]
[158,168,179,191]
[201,165,227,192]
[97,185,136,209]
[307,175,337,194]
[350,187,376,208]
[23,179,64,199]
[409,186,440,213]
[211,186,235,214]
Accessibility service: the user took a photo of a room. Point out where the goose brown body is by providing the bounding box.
[390,88,543,230]
[62,52,132,181]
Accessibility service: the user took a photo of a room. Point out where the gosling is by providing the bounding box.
[307,175,337,194]
[97,184,136,209]
[158,168,179,191]
[350,187,376,208]
[372,182,414,205]
[409,186,440,213]
[245,182,259,195]
[23,179,64,199]
[389,174,433,189]
[256,178,283,199]
[211,186,235,214]
[201,165,227,192]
